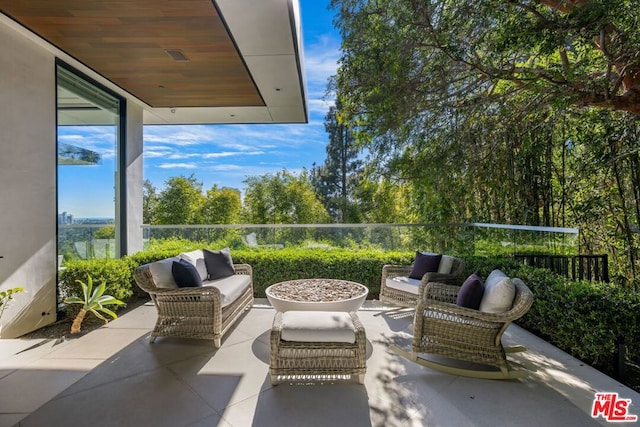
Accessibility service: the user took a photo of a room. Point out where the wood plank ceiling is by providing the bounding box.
[0,0,264,108]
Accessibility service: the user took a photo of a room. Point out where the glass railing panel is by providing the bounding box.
[139,223,579,257]
[58,224,117,261]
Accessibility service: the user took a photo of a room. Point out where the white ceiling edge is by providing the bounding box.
[1,0,308,125]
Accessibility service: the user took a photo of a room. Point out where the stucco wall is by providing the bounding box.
[126,103,144,255]
[0,23,57,337]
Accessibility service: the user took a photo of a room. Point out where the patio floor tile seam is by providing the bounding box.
[163,364,231,422]
[59,361,171,402]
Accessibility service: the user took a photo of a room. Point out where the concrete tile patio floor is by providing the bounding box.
[0,299,638,427]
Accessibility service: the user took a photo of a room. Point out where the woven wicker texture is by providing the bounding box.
[134,262,253,347]
[270,311,367,385]
[412,278,534,375]
[379,256,465,307]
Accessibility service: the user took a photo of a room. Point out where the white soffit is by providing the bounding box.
[143,0,307,125]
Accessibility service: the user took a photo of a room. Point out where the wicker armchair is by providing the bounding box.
[134,262,254,347]
[392,277,534,379]
[380,255,465,307]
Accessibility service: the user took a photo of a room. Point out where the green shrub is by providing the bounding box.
[60,258,133,303]
[515,267,640,375]
[232,248,414,298]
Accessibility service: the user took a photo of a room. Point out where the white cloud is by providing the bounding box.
[308,98,334,116]
[203,151,263,159]
[157,163,198,169]
[304,35,340,85]
[209,164,244,171]
[143,145,175,158]
[144,125,221,146]
[301,36,340,122]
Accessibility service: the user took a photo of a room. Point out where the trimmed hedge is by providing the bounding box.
[231,249,413,298]
[59,249,640,378]
[61,258,135,302]
[518,268,640,375]
[60,248,415,301]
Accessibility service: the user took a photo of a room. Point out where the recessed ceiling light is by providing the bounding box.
[165,49,190,62]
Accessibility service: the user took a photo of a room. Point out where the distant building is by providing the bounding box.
[58,212,73,225]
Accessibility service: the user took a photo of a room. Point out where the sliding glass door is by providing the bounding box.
[56,63,124,261]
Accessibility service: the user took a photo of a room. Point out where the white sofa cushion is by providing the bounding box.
[479,269,515,313]
[203,274,251,307]
[179,250,208,282]
[280,311,356,343]
[385,276,422,295]
[438,255,455,274]
[148,257,180,289]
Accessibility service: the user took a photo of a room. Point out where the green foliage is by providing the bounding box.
[154,174,205,224]
[520,269,640,375]
[311,99,363,222]
[351,174,413,224]
[0,286,25,320]
[143,179,158,224]
[330,0,640,286]
[64,275,125,333]
[199,185,241,224]
[60,258,134,302]
[94,225,115,239]
[233,248,413,298]
[144,237,207,254]
[242,170,331,224]
[333,0,640,120]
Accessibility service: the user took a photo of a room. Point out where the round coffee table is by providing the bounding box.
[266,278,369,312]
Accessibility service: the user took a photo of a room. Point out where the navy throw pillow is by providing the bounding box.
[456,272,484,309]
[409,252,442,280]
[172,259,203,288]
[203,248,235,280]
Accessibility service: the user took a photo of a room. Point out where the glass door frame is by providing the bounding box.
[55,60,128,259]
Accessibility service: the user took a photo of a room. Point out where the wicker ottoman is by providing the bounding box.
[269,311,367,385]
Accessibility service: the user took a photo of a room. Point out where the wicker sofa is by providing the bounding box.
[134,250,253,347]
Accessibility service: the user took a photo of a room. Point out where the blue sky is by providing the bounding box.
[58,0,341,219]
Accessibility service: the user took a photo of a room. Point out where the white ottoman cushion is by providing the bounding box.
[386,276,422,295]
[281,311,356,343]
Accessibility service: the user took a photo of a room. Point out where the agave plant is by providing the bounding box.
[64,275,125,334]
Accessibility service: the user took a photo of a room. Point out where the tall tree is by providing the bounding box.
[329,0,640,287]
[199,185,242,224]
[314,99,363,222]
[332,0,640,128]
[243,171,330,224]
[154,174,204,224]
[142,179,158,224]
